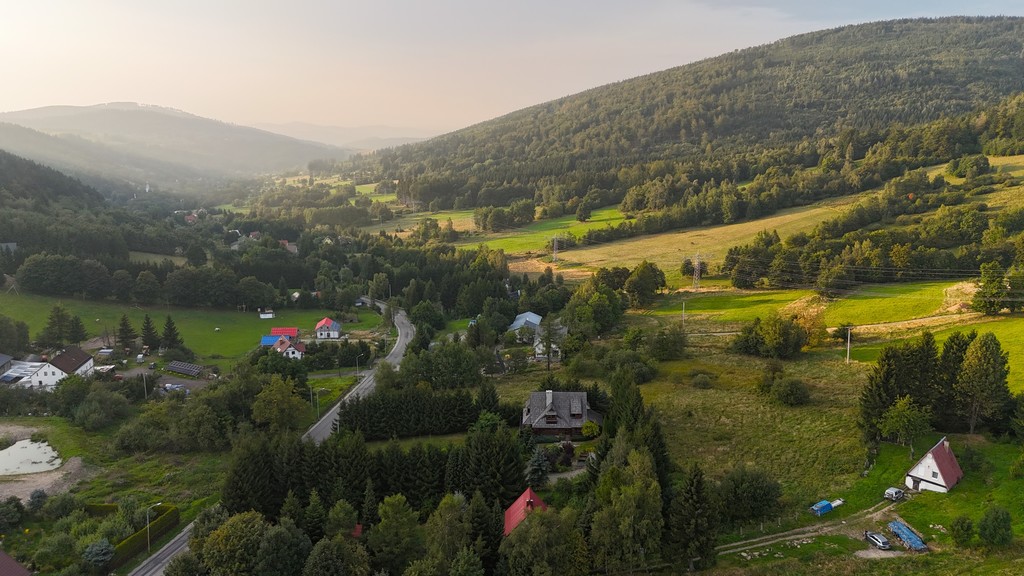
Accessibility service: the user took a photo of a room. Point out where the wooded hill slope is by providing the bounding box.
[351,17,1024,209]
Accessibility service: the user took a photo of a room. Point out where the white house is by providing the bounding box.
[315,317,342,340]
[533,323,568,362]
[51,346,95,378]
[0,361,66,391]
[905,436,963,493]
[509,312,542,333]
[272,336,306,360]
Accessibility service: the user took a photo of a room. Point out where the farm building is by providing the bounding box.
[315,317,342,339]
[271,327,299,339]
[522,390,602,437]
[905,436,963,493]
[504,487,548,536]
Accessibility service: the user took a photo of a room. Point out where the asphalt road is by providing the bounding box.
[128,299,414,576]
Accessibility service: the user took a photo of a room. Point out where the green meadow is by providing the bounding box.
[653,289,815,322]
[822,280,955,327]
[0,291,380,368]
[455,206,628,254]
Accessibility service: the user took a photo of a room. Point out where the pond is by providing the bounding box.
[0,439,62,475]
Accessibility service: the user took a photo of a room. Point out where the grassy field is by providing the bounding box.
[0,291,381,368]
[559,193,876,286]
[822,281,956,327]
[454,206,628,254]
[128,251,185,266]
[650,289,816,323]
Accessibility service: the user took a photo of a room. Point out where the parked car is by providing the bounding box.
[864,531,891,550]
[884,487,905,501]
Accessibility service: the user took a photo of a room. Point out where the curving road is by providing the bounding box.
[129,298,414,576]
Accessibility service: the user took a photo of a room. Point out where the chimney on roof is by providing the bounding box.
[526,498,534,510]
[546,390,553,406]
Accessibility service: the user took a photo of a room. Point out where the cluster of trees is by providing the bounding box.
[722,165,1024,295]
[472,200,535,232]
[0,312,30,356]
[730,313,809,359]
[972,260,1024,315]
[860,331,1013,449]
[334,386,484,440]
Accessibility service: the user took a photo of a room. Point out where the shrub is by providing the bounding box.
[772,378,810,406]
[960,443,989,474]
[582,421,601,438]
[44,492,82,520]
[950,515,974,548]
[717,466,781,524]
[692,374,712,389]
[0,496,25,530]
[28,489,48,514]
[978,506,1013,547]
[82,538,115,571]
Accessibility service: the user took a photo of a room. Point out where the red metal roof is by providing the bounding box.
[928,437,963,489]
[503,487,548,536]
[270,327,298,337]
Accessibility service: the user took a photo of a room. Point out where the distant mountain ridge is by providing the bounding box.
[0,103,351,193]
[254,121,436,150]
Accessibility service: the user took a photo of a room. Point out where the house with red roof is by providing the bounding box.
[905,436,963,493]
[270,327,299,339]
[315,317,342,340]
[503,487,548,536]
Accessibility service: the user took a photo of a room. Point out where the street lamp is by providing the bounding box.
[356,353,365,379]
[146,502,163,553]
[316,387,328,419]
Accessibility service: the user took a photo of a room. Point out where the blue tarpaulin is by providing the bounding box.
[888,520,927,551]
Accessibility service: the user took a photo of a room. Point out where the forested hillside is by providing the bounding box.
[349,17,1024,212]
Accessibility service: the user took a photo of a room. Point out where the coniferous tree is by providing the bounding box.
[956,332,1011,434]
[859,345,903,444]
[367,494,425,576]
[140,314,161,350]
[280,490,304,527]
[973,261,1007,314]
[445,445,468,494]
[162,315,184,350]
[361,478,379,526]
[302,538,348,576]
[526,448,550,488]
[304,489,327,543]
[449,546,486,576]
[38,305,71,347]
[67,315,88,345]
[116,314,137,351]
[468,491,503,576]
[665,464,717,571]
[222,435,283,518]
[933,330,977,428]
[325,499,358,539]
[476,381,500,413]
[424,493,471,572]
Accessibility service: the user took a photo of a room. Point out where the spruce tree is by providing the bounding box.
[956,332,1011,434]
[665,464,717,570]
[445,445,468,495]
[280,490,305,527]
[67,315,88,345]
[361,478,379,526]
[304,489,327,542]
[254,517,312,576]
[933,330,977,428]
[526,448,550,488]
[161,315,184,350]
[973,261,1007,315]
[116,314,138,351]
[140,314,161,350]
[39,305,71,347]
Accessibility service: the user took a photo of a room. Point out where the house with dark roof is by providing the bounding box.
[272,336,306,360]
[504,487,548,536]
[50,346,94,377]
[315,317,342,339]
[0,549,30,576]
[522,390,602,437]
[905,436,963,493]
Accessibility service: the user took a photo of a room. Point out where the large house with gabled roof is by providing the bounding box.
[905,436,963,493]
[522,390,602,437]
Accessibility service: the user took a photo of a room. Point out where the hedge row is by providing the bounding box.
[110,505,180,569]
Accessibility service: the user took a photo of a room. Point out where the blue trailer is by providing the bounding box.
[810,500,832,516]
[888,520,927,551]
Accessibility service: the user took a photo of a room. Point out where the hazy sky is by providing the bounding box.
[2,1,1023,133]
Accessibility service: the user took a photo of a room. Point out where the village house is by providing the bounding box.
[272,336,305,360]
[315,317,342,339]
[522,390,602,437]
[533,322,568,362]
[905,436,963,493]
[503,487,548,536]
[50,346,95,378]
[0,360,66,391]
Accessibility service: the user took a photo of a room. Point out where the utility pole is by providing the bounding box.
[681,301,685,325]
[552,235,558,263]
[846,326,852,364]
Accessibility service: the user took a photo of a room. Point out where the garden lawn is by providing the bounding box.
[822,281,955,327]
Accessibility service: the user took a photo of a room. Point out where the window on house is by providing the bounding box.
[931,471,938,479]
[545,415,557,424]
